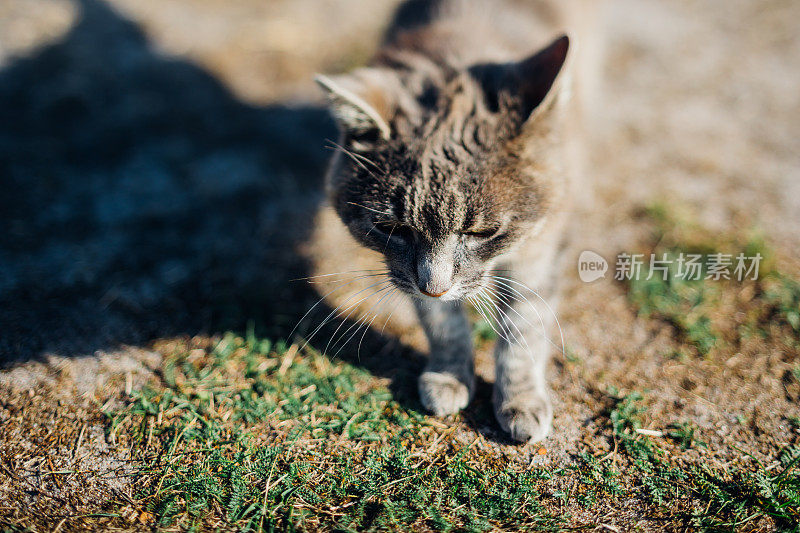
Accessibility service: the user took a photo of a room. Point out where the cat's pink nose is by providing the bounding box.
[416,246,455,298]
[420,288,448,298]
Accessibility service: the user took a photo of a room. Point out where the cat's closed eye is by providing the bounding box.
[373,221,415,242]
[461,227,500,240]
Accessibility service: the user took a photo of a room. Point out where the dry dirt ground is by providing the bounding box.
[0,0,799,531]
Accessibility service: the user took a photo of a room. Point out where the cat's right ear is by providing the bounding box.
[315,73,392,147]
[472,35,570,129]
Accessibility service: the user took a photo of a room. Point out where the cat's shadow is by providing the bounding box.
[0,0,508,442]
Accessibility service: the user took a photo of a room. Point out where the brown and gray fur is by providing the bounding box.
[309,0,597,442]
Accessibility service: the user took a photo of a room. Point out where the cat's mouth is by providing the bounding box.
[389,274,476,303]
[415,288,461,302]
[419,288,448,298]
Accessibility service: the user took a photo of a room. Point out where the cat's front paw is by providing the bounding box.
[418,370,474,416]
[493,392,553,443]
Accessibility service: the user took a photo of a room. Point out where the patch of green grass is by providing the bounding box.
[627,253,720,356]
[605,389,688,506]
[629,203,799,356]
[603,390,800,530]
[107,334,800,531]
[629,275,718,355]
[109,334,566,531]
[564,453,624,506]
[114,334,422,445]
[687,446,800,531]
[146,438,564,531]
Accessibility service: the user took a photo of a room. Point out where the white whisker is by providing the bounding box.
[468,295,511,345]
[479,288,529,351]
[478,289,524,350]
[325,139,383,172]
[324,285,392,356]
[288,274,387,342]
[299,280,391,351]
[331,286,396,359]
[489,280,559,352]
[346,201,390,218]
[491,276,566,355]
[326,140,384,181]
[291,269,387,282]
[356,288,398,358]
[380,291,403,335]
[293,271,388,284]
[483,283,542,348]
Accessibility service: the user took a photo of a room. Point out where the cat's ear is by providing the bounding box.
[475,35,570,126]
[512,35,570,120]
[315,72,393,145]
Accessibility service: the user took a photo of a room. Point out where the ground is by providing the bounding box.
[1,0,799,531]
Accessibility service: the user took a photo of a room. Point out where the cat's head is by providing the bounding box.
[318,36,570,301]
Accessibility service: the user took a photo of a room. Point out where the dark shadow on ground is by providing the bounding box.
[0,0,510,437]
[0,0,328,357]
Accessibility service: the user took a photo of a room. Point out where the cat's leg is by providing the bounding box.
[490,256,560,442]
[492,313,553,442]
[414,299,475,416]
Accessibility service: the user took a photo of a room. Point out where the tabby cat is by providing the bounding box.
[312,0,591,442]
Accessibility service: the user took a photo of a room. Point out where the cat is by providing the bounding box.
[309,0,594,442]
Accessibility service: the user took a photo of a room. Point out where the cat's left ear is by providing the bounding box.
[315,71,393,146]
[474,34,570,126]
